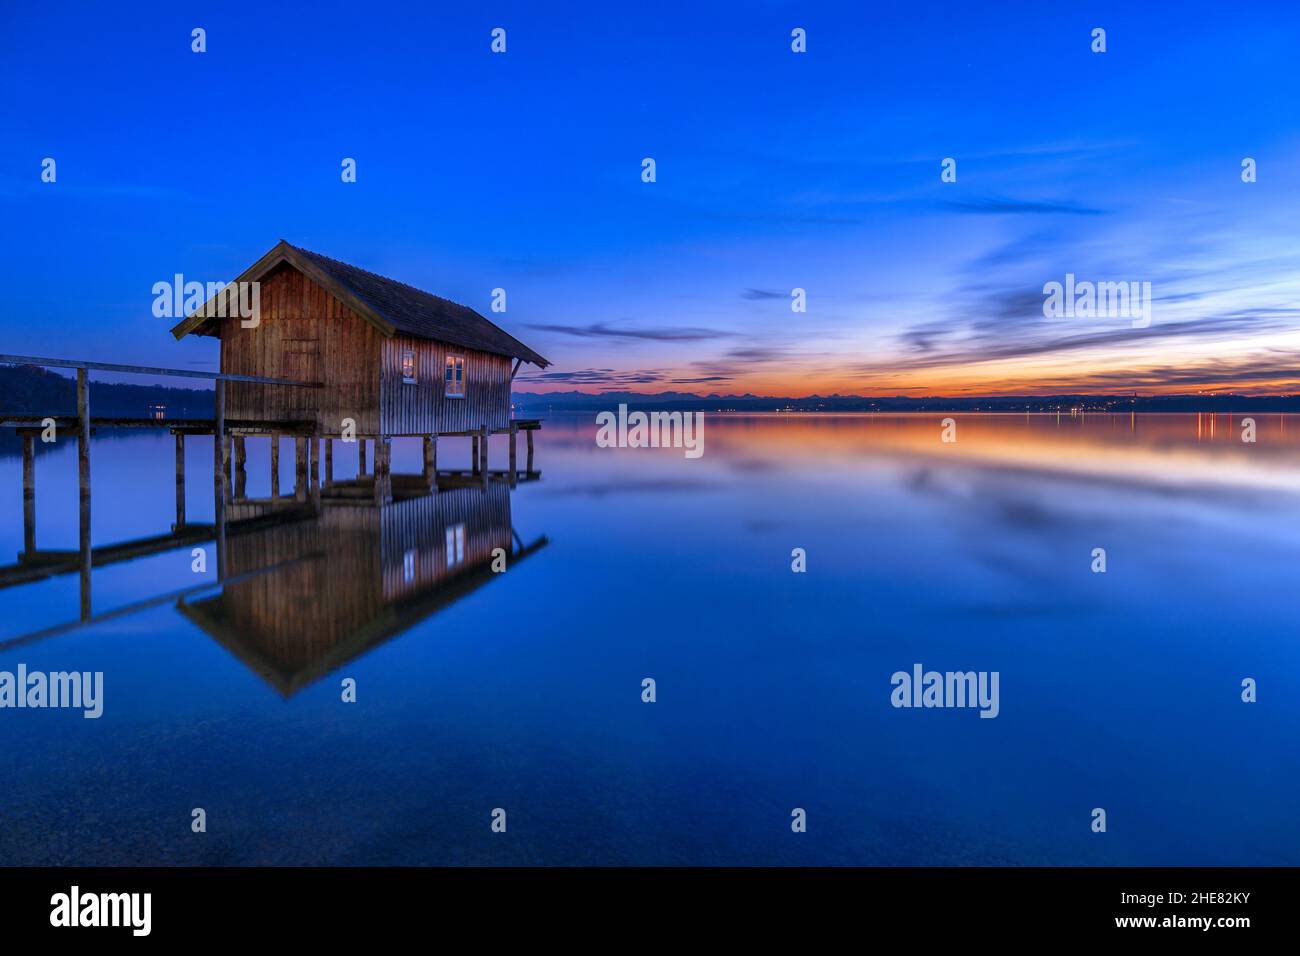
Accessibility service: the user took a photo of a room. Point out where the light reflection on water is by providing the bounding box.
[0,413,1296,865]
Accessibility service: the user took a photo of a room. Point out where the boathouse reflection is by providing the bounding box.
[178,481,547,696]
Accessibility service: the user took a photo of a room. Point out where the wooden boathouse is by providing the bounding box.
[169,239,550,479]
[0,242,551,629]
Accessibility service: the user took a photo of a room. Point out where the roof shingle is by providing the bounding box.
[286,243,549,367]
[172,240,549,368]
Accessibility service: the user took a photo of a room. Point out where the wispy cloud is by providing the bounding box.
[526,322,731,342]
[939,196,1107,216]
[514,368,670,386]
[885,309,1300,373]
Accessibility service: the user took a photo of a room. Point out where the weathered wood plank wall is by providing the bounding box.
[379,335,513,435]
[217,264,518,436]
[219,264,382,435]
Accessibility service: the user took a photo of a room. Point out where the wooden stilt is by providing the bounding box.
[422,435,437,489]
[233,435,247,499]
[174,432,186,528]
[358,438,367,476]
[325,438,334,485]
[508,422,517,487]
[479,425,488,488]
[213,379,226,578]
[294,437,308,501]
[213,379,227,495]
[79,482,91,620]
[22,432,36,554]
[270,432,281,500]
[471,435,479,474]
[213,480,227,581]
[78,368,91,619]
[77,367,91,486]
[526,427,534,473]
[373,438,391,504]
[310,437,322,509]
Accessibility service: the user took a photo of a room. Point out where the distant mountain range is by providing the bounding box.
[512,390,1300,413]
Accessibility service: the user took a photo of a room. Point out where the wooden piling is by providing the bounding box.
[373,438,391,504]
[77,368,91,619]
[294,437,308,501]
[77,368,90,487]
[325,438,333,485]
[213,480,226,581]
[358,438,367,476]
[233,435,247,499]
[79,487,91,620]
[270,432,281,499]
[174,432,186,528]
[526,427,534,473]
[22,432,35,554]
[422,435,437,489]
[213,379,226,500]
[479,425,488,488]
[310,437,322,509]
[471,435,479,474]
[508,422,517,486]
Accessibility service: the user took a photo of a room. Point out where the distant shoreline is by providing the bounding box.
[6,364,1296,418]
[514,392,1300,414]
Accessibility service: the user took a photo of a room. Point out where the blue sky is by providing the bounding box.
[3,1,1299,394]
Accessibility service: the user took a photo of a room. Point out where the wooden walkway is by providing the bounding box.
[3,353,545,619]
[0,354,323,621]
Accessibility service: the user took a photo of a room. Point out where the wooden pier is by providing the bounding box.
[0,464,549,691]
[1,354,543,629]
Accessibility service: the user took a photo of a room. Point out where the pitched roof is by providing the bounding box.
[170,240,550,368]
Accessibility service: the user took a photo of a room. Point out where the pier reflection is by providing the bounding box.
[0,473,547,693]
[181,481,546,696]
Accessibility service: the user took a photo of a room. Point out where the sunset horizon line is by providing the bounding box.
[512,387,1300,400]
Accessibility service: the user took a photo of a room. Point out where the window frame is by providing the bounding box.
[446,523,466,567]
[444,354,466,398]
[400,349,417,385]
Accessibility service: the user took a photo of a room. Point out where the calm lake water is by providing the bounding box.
[0,412,1297,865]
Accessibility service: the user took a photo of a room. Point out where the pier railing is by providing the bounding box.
[1,353,542,632]
[1,352,323,620]
[0,353,323,387]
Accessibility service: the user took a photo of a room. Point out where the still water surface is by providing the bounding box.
[0,412,1296,864]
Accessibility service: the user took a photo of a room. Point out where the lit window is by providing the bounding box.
[444,355,465,397]
[401,349,417,384]
[403,549,417,583]
[446,524,466,567]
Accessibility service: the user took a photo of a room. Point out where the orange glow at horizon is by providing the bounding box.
[522,359,1300,397]
[520,329,1300,396]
